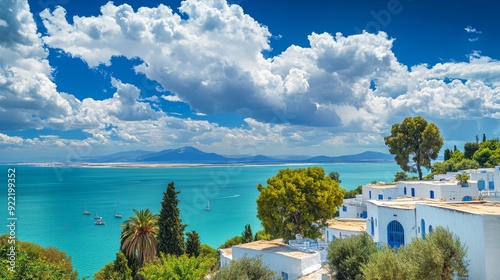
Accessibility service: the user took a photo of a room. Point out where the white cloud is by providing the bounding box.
[161,95,184,102]
[1,0,500,161]
[464,26,482,34]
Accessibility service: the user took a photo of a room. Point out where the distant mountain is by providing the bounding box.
[82,146,394,164]
[139,146,230,163]
[305,151,394,163]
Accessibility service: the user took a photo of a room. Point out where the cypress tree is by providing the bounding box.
[242,224,254,243]
[157,182,186,256]
[186,231,201,257]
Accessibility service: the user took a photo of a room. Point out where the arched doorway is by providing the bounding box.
[387,220,404,248]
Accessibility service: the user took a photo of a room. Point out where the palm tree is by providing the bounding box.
[120,209,159,268]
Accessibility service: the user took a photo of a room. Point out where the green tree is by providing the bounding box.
[0,235,78,280]
[384,116,444,180]
[199,244,220,273]
[329,171,342,183]
[121,209,159,268]
[463,142,479,159]
[399,237,443,280]
[344,185,363,198]
[242,224,254,244]
[473,148,492,167]
[482,133,486,143]
[186,231,201,257]
[362,246,412,280]
[94,252,133,280]
[139,253,208,280]
[254,230,272,241]
[327,233,377,280]
[157,182,186,256]
[426,227,468,279]
[394,171,408,182]
[219,236,243,249]
[257,167,345,240]
[455,172,470,185]
[443,148,453,161]
[361,227,468,280]
[211,256,276,280]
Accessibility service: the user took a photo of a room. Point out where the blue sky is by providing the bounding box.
[1,0,499,162]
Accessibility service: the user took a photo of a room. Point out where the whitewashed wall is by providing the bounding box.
[367,201,416,246]
[416,204,489,280]
[232,245,320,280]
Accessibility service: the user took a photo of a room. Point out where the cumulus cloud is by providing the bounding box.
[2,0,500,160]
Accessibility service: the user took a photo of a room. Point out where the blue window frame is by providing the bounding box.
[411,188,415,197]
[281,271,289,280]
[369,191,372,199]
[342,205,347,212]
[430,190,434,199]
[404,187,407,195]
[370,217,374,236]
[421,219,426,239]
[462,196,472,201]
[429,225,433,233]
[387,220,404,248]
[378,194,383,200]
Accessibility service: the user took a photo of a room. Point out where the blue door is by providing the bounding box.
[411,188,415,197]
[371,217,374,236]
[478,180,485,191]
[387,220,404,248]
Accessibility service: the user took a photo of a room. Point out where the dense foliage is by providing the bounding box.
[157,182,186,256]
[431,136,500,176]
[94,252,132,280]
[344,185,362,198]
[210,256,277,280]
[0,235,78,280]
[384,116,444,180]
[138,254,208,280]
[257,167,345,240]
[362,227,468,280]
[327,233,377,280]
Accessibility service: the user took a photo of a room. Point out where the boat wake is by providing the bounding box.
[213,194,240,200]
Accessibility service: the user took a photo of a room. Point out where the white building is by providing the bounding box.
[365,198,434,246]
[339,194,366,218]
[363,183,398,202]
[339,183,398,219]
[367,198,500,280]
[416,201,500,280]
[220,239,322,280]
[325,218,366,242]
[397,180,480,202]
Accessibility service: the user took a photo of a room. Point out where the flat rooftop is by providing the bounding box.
[327,218,366,232]
[369,197,439,209]
[234,239,317,259]
[422,201,500,215]
[364,183,397,189]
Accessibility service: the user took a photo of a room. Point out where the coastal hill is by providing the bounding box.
[81,146,394,164]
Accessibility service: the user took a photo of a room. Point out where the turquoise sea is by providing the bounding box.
[1,163,401,278]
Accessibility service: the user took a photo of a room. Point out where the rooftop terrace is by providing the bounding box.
[422,201,500,215]
[327,218,366,232]
[235,239,317,259]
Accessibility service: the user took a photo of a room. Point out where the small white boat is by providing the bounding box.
[95,218,106,225]
[94,210,102,220]
[204,200,210,211]
[115,203,122,218]
[83,203,91,215]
